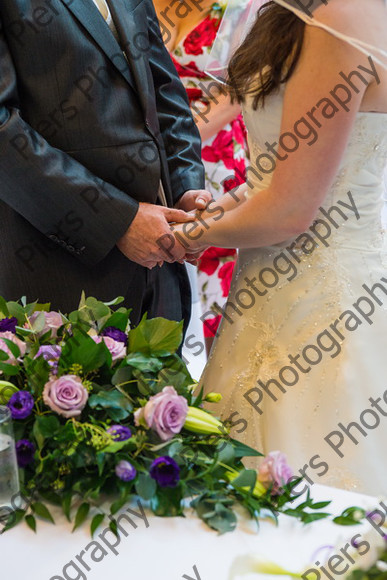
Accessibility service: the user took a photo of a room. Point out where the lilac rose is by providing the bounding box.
[43,375,88,418]
[92,335,126,362]
[0,331,26,365]
[28,311,64,338]
[134,386,188,442]
[258,451,293,495]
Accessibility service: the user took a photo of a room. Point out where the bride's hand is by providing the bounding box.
[172,221,209,255]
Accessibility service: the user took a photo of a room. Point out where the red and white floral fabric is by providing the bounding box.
[171,2,248,337]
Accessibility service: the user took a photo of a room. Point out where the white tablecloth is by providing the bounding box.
[1,485,384,580]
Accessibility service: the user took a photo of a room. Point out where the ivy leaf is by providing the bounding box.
[60,331,110,373]
[89,390,132,421]
[90,513,105,537]
[125,353,163,374]
[128,315,183,356]
[72,502,90,532]
[25,514,37,532]
[31,502,54,523]
[35,415,60,438]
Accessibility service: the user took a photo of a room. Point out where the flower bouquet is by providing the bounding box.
[0,294,334,536]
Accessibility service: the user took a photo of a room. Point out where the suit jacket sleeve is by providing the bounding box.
[145,0,205,203]
[0,17,139,267]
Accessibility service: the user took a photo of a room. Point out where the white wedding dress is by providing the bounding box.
[199,82,387,497]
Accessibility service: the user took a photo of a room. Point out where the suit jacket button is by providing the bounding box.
[48,234,58,241]
[68,245,75,253]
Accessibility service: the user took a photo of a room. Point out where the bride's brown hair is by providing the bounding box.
[228,1,305,109]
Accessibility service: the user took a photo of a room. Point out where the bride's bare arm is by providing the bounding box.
[172,7,381,251]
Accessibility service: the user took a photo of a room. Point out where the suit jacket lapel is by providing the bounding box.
[58,0,136,91]
[107,0,153,121]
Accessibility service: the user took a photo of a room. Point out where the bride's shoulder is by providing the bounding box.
[314,0,385,36]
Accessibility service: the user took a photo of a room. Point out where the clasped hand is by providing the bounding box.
[117,189,211,269]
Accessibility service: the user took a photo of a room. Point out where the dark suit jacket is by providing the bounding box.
[0,0,204,313]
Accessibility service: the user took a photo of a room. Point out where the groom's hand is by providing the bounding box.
[117,202,194,267]
[174,189,212,212]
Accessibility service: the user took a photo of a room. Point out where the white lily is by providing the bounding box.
[229,555,304,580]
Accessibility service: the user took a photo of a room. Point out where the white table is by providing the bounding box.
[1,485,385,580]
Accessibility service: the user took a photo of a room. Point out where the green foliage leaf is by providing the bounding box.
[1,509,26,533]
[60,331,110,373]
[135,473,157,500]
[88,389,132,421]
[31,502,54,523]
[90,513,105,537]
[6,301,26,323]
[128,316,183,356]
[229,438,264,458]
[0,361,21,376]
[0,338,21,359]
[62,492,73,522]
[125,353,164,374]
[25,514,37,532]
[217,441,235,465]
[102,310,129,332]
[229,469,257,490]
[72,502,90,532]
[35,415,60,437]
[33,419,45,450]
[0,297,10,316]
[150,485,183,517]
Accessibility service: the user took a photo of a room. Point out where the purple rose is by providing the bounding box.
[101,326,128,346]
[258,451,293,495]
[34,345,62,373]
[92,335,126,362]
[134,386,188,442]
[43,375,88,418]
[0,331,26,365]
[107,425,132,441]
[115,460,137,482]
[28,311,64,338]
[150,456,180,487]
[7,391,34,420]
[0,317,18,334]
[15,439,35,467]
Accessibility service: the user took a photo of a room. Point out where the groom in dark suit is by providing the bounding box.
[0,0,208,328]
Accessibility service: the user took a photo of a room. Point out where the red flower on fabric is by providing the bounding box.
[203,314,222,338]
[171,57,207,79]
[232,115,247,146]
[218,260,236,297]
[198,247,236,275]
[186,87,203,102]
[183,16,220,56]
[170,57,207,79]
[202,129,235,169]
[223,158,246,193]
